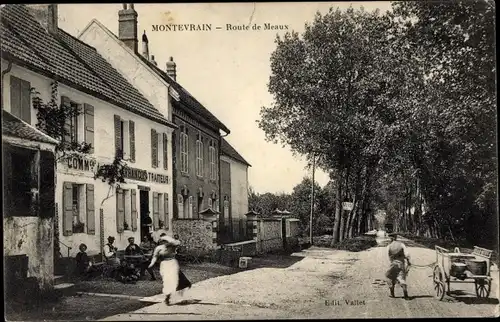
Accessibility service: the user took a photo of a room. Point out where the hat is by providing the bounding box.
[128,237,134,241]
[108,236,115,241]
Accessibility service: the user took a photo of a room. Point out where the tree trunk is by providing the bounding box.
[331,174,343,245]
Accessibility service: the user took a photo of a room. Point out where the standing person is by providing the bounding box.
[148,234,181,305]
[385,233,411,300]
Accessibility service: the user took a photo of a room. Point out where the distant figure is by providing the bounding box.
[385,233,411,300]
[140,235,156,254]
[116,261,140,284]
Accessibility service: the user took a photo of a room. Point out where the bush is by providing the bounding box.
[333,236,378,252]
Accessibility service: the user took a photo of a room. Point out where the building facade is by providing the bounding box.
[78,4,243,245]
[220,139,251,242]
[1,4,175,259]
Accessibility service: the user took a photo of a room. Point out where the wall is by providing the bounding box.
[285,219,301,252]
[3,217,54,288]
[258,218,283,253]
[172,112,220,219]
[172,219,217,252]
[2,61,174,257]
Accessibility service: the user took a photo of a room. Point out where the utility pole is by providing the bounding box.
[309,153,316,245]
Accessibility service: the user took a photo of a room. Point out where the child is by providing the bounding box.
[75,243,93,279]
[116,261,140,284]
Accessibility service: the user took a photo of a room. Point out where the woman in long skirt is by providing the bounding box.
[148,234,190,305]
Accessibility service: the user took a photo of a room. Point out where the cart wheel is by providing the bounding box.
[475,279,491,298]
[433,266,446,301]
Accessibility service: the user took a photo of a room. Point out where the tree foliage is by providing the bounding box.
[258,2,497,247]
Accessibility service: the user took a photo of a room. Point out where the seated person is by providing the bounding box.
[75,243,95,278]
[104,236,120,267]
[139,235,156,255]
[115,261,140,284]
[126,236,156,280]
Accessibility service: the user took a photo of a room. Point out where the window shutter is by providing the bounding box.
[131,189,137,231]
[116,189,124,233]
[62,182,73,236]
[151,129,158,168]
[114,115,122,157]
[163,133,168,170]
[86,184,95,235]
[10,76,22,120]
[61,96,71,144]
[152,192,159,229]
[20,79,31,124]
[84,104,95,153]
[39,150,55,219]
[164,193,169,229]
[129,120,135,163]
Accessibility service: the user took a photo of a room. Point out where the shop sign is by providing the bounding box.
[123,167,170,184]
[64,155,97,172]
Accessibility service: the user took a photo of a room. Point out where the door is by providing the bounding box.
[140,190,150,240]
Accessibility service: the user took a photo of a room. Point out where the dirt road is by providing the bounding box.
[101,240,499,320]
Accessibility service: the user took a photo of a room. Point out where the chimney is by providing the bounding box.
[142,30,149,60]
[150,55,158,66]
[166,57,177,81]
[118,4,138,53]
[26,4,58,34]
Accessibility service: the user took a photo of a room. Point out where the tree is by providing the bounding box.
[259,6,417,243]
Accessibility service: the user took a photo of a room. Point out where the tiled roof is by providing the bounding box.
[221,138,251,167]
[0,4,173,127]
[2,110,58,145]
[135,52,231,134]
[55,29,172,126]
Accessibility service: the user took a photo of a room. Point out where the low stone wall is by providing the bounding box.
[259,219,283,253]
[172,219,216,252]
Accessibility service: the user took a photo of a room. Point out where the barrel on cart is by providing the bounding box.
[433,246,493,300]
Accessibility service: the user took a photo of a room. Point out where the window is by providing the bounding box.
[116,188,137,233]
[180,125,189,173]
[177,194,184,219]
[209,141,217,180]
[62,182,95,236]
[64,101,79,145]
[114,115,135,160]
[10,75,31,124]
[71,184,85,233]
[196,133,204,177]
[214,199,220,212]
[123,190,131,230]
[188,196,193,218]
[163,133,168,170]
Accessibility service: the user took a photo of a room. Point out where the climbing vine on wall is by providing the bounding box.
[31,80,92,160]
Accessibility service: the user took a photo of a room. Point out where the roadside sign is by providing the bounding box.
[342,202,353,211]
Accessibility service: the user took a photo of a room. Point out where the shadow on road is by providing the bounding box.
[450,296,499,306]
[407,295,434,300]
[175,299,218,306]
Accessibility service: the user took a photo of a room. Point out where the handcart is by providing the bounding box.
[433,245,493,300]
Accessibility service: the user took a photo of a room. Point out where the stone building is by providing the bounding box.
[1,4,176,264]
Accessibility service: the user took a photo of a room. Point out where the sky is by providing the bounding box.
[58,2,392,194]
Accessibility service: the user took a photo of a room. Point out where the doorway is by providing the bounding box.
[139,189,150,240]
